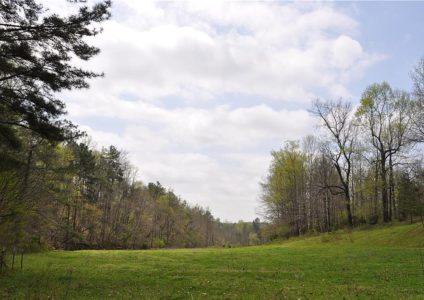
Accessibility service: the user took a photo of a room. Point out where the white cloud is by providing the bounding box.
[61,0,383,102]
[67,92,315,148]
[73,99,316,221]
[42,1,384,221]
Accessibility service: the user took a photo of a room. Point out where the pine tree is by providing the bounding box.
[0,0,111,149]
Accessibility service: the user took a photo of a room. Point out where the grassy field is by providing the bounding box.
[1,223,423,299]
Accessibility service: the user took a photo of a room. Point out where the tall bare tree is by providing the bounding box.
[313,100,356,226]
[411,57,424,142]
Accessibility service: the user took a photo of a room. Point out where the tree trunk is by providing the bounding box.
[65,204,71,247]
[0,249,7,273]
[389,154,396,220]
[374,158,379,218]
[11,249,15,270]
[381,156,390,222]
[72,205,77,232]
[21,142,35,198]
[345,189,353,227]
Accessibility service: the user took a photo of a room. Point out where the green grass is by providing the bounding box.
[1,223,424,299]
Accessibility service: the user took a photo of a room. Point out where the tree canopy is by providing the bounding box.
[0,0,111,147]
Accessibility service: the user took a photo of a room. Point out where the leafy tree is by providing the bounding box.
[397,171,419,223]
[252,217,262,243]
[70,142,97,199]
[261,141,307,236]
[248,232,259,246]
[0,3,111,254]
[356,82,413,222]
[0,0,111,148]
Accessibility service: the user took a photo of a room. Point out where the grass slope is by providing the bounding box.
[1,223,423,299]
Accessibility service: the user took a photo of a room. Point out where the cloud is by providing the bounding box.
[41,1,384,221]
[57,0,382,102]
[69,96,314,147]
[73,100,316,221]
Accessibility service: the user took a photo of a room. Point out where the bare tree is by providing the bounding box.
[411,57,424,142]
[313,100,356,226]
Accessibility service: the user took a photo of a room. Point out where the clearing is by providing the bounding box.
[1,223,423,299]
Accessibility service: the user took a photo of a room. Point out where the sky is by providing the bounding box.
[43,1,424,222]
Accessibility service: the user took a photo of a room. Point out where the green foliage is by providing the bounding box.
[248,232,259,245]
[0,0,111,143]
[152,238,165,249]
[397,171,424,222]
[0,0,113,265]
[0,135,263,253]
[261,141,307,235]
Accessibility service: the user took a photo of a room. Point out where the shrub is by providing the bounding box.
[152,238,165,249]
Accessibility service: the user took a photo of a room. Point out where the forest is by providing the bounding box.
[0,0,266,267]
[1,138,265,253]
[261,68,424,237]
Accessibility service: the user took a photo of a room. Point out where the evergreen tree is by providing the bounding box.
[0,0,111,148]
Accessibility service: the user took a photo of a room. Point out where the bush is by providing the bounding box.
[152,238,165,249]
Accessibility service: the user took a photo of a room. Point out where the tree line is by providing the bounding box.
[261,59,424,237]
[0,0,266,271]
[0,136,264,253]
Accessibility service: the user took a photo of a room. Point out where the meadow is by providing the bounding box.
[1,223,423,299]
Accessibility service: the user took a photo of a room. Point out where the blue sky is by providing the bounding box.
[46,1,424,222]
[340,1,424,98]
